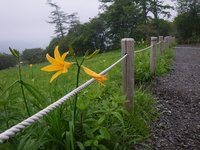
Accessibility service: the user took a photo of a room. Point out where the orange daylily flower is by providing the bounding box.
[41,46,74,82]
[81,66,107,85]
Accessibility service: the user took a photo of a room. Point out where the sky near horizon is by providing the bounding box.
[0,0,176,53]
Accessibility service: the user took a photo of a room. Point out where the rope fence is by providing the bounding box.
[0,35,175,143]
[0,54,127,143]
[134,45,152,53]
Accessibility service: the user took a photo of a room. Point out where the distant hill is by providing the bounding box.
[0,41,45,54]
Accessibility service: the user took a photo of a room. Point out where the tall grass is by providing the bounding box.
[0,43,174,149]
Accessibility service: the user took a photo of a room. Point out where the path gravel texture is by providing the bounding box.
[151,46,200,150]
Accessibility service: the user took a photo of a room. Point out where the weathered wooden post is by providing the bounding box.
[173,36,175,43]
[150,37,157,74]
[121,38,134,111]
[164,36,168,50]
[172,36,174,43]
[168,36,171,45]
[170,36,172,44]
[159,36,163,55]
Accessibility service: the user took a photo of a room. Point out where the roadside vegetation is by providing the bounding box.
[0,0,178,149]
[0,42,175,149]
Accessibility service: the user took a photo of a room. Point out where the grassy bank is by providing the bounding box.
[0,44,174,149]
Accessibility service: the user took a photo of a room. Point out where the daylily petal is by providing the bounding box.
[64,62,74,70]
[61,52,69,61]
[41,46,74,83]
[94,75,107,81]
[54,46,62,61]
[93,75,107,84]
[50,71,62,83]
[81,66,100,77]
[82,66,107,85]
[46,53,56,64]
[41,64,62,72]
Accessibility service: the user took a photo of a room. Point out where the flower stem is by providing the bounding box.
[73,65,80,122]
[71,56,85,149]
[31,68,33,79]
[3,104,9,128]
[73,57,85,125]
[18,58,30,116]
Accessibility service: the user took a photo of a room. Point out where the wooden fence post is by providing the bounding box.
[121,38,134,111]
[164,36,168,50]
[150,37,157,74]
[169,36,172,46]
[159,36,163,55]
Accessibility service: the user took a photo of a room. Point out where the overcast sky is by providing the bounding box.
[0,0,176,53]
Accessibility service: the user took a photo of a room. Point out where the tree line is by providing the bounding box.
[174,0,200,43]
[0,48,45,70]
[1,0,200,70]
[46,0,200,55]
[46,0,174,56]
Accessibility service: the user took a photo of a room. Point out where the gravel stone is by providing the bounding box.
[150,46,200,150]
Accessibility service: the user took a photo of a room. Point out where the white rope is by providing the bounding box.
[134,45,152,53]
[157,41,161,45]
[100,54,127,75]
[134,41,161,54]
[0,54,127,143]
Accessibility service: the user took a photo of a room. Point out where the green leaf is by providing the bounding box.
[111,112,125,127]
[0,80,19,98]
[93,140,98,147]
[0,143,15,150]
[99,127,110,140]
[85,49,100,60]
[69,47,75,56]
[84,140,93,147]
[113,143,120,150]
[9,47,19,58]
[84,50,90,57]
[65,131,71,150]
[69,121,74,150]
[20,81,47,108]
[92,147,98,150]
[98,144,108,150]
[77,141,85,150]
[97,115,105,125]
[77,98,89,110]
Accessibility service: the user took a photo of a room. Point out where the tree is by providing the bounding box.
[59,16,109,55]
[175,0,200,43]
[47,0,79,38]
[99,0,141,47]
[45,0,175,54]
[0,53,17,70]
[99,0,173,44]
[176,0,200,14]
[149,0,173,36]
[22,48,45,64]
[45,37,60,56]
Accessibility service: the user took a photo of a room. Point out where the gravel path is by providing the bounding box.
[151,46,200,150]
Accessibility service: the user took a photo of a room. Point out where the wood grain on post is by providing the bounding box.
[159,36,163,55]
[164,36,168,50]
[170,36,172,44]
[121,38,134,111]
[150,37,157,74]
[168,36,171,46]
[167,36,170,47]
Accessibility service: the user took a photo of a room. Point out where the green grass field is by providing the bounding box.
[0,44,174,150]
